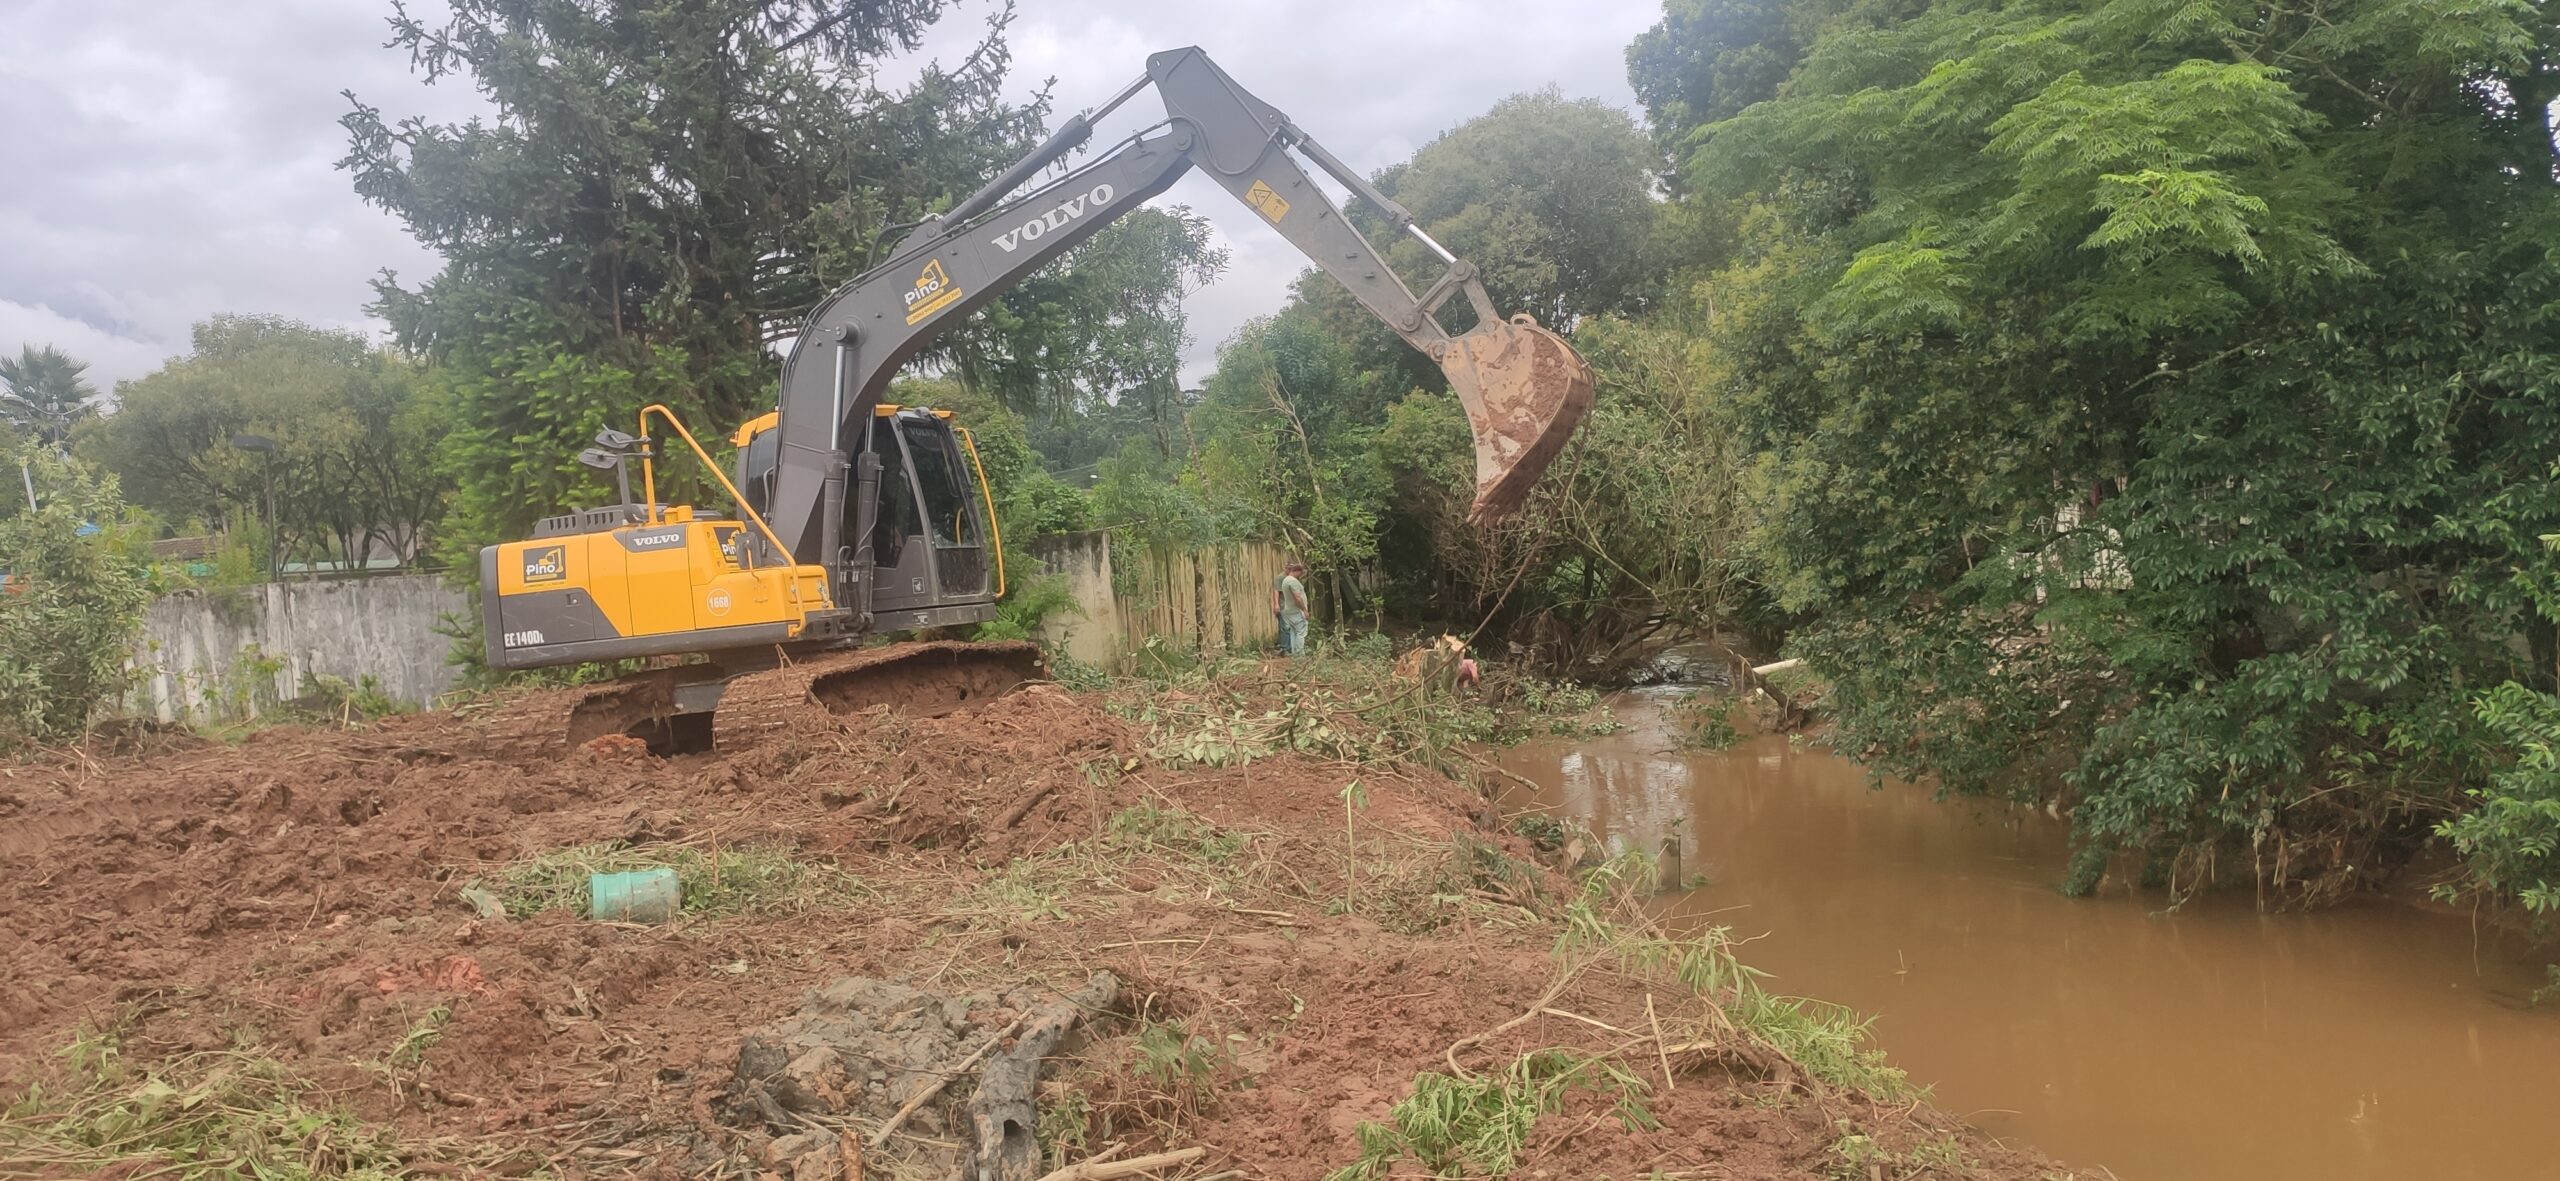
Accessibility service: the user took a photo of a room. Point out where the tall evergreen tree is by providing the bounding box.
[340,0,1049,555]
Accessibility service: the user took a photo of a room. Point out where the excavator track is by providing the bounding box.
[563,640,1047,755]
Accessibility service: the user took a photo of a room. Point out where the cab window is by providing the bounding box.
[898,417,981,549]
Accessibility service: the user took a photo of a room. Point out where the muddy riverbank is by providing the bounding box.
[0,655,2069,1179]
[1505,688,2560,1181]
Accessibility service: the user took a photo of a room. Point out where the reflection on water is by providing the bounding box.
[1504,689,2560,1181]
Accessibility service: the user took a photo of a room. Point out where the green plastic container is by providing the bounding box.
[589,867,682,922]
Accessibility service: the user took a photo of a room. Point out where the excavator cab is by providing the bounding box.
[726,404,1003,633]
[862,407,998,624]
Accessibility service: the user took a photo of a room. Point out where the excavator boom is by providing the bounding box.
[755,46,1594,574]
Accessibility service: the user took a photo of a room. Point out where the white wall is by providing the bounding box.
[130,575,466,722]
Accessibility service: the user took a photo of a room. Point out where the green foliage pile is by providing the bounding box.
[1329,1050,1655,1181]
[0,450,153,746]
[0,1032,413,1180]
[472,841,871,919]
[1118,644,1610,778]
[80,315,447,571]
[1625,0,2560,903]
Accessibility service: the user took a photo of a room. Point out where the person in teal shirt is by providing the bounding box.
[1277,560,1309,656]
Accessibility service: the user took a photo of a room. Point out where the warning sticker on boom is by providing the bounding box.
[904,259,964,325]
[1244,179,1291,224]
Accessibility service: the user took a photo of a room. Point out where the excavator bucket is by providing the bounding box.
[1437,314,1596,523]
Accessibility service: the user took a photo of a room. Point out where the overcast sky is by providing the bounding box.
[0,0,1660,395]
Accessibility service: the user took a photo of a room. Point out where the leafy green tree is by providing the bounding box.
[0,446,153,745]
[1090,436,1222,554]
[944,207,1228,452]
[1293,89,1665,394]
[340,0,1050,562]
[0,345,100,450]
[1626,0,1815,181]
[1664,0,2560,899]
[1184,315,1391,615]
[80,316,447,569]
[1374,314,1750,670]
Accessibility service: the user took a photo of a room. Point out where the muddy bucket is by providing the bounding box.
[590,867,682,922]
[1438,314,1596,523]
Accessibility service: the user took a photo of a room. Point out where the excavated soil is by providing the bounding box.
[0,658,2066,1180]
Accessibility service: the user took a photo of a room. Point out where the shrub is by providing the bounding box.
[0,449,153,746]
[2439,683,2560,915]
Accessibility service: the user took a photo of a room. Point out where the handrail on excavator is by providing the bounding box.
[956,426,1006,600]
[635,404,805,603]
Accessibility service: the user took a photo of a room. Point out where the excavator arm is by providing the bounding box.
[759,46,1594,578]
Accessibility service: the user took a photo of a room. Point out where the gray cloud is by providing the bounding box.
[0,0,1655,393]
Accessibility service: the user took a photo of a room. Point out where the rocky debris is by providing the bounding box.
[727,972,1119,1178]
[729,977,982,1134]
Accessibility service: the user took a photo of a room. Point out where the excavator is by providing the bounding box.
[478,47,1596,752]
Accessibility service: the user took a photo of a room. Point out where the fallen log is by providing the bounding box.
[970,972,1120,1181]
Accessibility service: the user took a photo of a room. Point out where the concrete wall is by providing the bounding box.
[1026,531,1288,667]
[130,575,466,722]
[124,538,1285,721]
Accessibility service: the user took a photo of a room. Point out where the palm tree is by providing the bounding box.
[0,345,102,451]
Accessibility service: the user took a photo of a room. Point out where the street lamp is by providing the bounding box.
[229,434,279,582]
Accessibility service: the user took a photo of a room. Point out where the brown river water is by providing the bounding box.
[1501,688,2560,1181]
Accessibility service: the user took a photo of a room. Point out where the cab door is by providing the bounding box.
[897,413,991,599]
[866,410,992,616]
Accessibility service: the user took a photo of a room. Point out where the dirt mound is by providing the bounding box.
[0,661,2067,1180]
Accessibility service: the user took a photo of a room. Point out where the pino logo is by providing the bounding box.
[521,544,567,584]
[903,259,964,325]
[1243,179,1291,224]
[991,184,1117,253]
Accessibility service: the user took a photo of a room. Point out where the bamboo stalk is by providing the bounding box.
[1032,1147,1208,1181]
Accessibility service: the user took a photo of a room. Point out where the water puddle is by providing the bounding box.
[1503,688,2560,1181]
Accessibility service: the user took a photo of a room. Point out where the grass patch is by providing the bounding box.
[470,840,870,919]
[949,807,1262,927]
[961,857,1077,924]
[1559,852,1910,1097]
[1129,1017,1231,1122]
[1328,1049,1655,1181]
[1826,1124,1974,1180]
[1105,801,1249,863]
[0,1030,418,1180]
[1121,644,1616,778]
